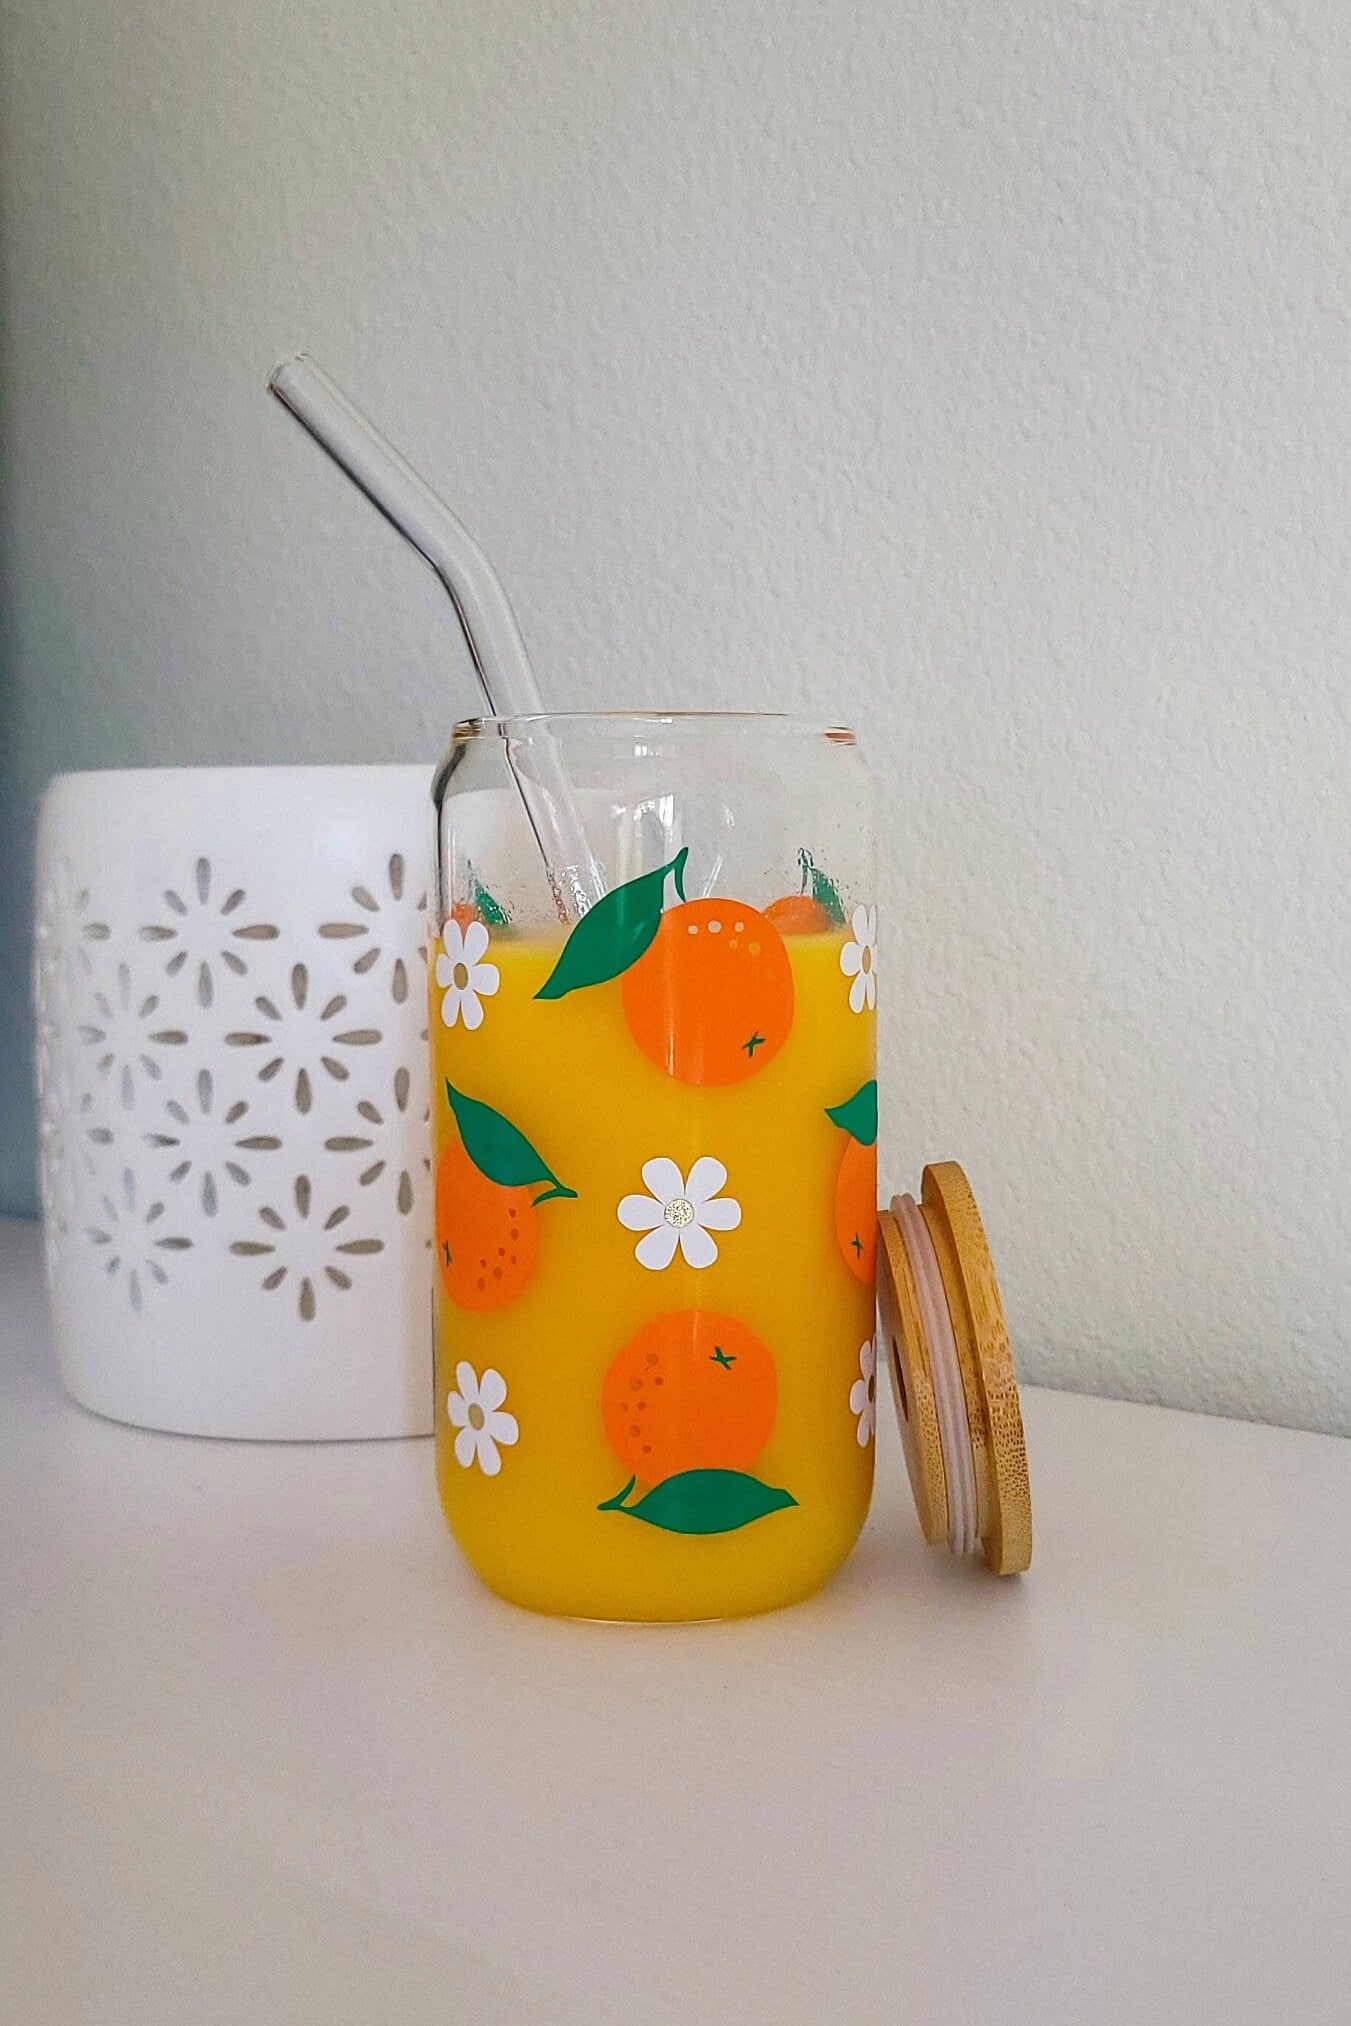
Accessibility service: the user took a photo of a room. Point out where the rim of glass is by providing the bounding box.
[453,711,856,742]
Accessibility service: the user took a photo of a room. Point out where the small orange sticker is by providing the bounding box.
[601,1310,778,1485]
[833,1135,878,1284]
[621,899,795,1085]
[435,1134,539,1312]
[764,893,835,935]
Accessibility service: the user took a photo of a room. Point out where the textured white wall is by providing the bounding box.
[3,0,1349,1431]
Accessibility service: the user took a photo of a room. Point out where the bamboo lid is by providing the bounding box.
[876,1163,1032,1575]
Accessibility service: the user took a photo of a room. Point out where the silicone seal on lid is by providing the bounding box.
[876,1162,1032,1575]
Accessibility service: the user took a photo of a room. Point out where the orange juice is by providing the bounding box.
[431,878,878,1620]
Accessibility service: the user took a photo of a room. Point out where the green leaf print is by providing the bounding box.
[535,848,689,1000]
[798,847,847,927]
[597,1469,798,1534]
[469,865,511,928]
[825,1078,878,1147]
[444,1081,577,1205]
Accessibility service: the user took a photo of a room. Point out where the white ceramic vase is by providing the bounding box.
[32,765,435,1439]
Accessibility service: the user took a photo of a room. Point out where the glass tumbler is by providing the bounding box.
[429,713,877,1620]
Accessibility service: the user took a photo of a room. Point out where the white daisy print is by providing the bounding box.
[840,905,878,1013]
[850,1337,877,1446]
[436,918,500,1031]
[447,1362,519,1475]
[618,1156,742,1271]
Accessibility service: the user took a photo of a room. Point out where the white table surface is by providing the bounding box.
[2,1214,1348,2025]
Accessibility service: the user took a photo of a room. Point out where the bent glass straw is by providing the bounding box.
[268,355,605,919]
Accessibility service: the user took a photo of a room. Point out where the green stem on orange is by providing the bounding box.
[597,1476,637,1513]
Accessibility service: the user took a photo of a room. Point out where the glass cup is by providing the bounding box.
[429,713,877,1620]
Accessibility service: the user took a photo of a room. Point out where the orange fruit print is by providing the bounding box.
[602,1310,778,1485]
[621,898,795,1085]
[763,892,834,935]
[435,1133,539,1312]
[834,1135,877,1283]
